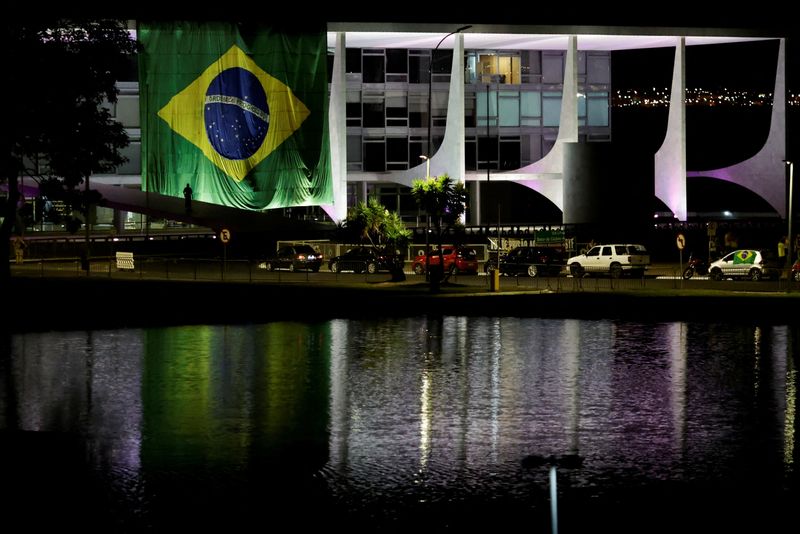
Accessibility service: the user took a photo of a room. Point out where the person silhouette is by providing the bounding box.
[183,183,193,213]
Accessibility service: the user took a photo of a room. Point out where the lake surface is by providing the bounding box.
[1,318,797,533]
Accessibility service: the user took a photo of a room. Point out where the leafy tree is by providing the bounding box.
[338,197,411,280]
[349,198,411,250]
[2,19,139,280]
[411,174,468,289]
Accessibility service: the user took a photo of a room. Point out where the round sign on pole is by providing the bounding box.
[220,228,231,244]
[676,233,686,250]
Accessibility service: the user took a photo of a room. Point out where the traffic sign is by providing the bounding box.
[676,233,686,250]
[219,228,231,244]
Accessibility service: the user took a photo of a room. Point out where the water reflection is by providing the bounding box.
[1,319,798,532]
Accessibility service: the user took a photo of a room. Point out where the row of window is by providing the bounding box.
[348,89,609,128]
[338,48,610,86]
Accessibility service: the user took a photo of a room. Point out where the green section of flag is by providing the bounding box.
[733,250,756,264]
[138,21,332,210]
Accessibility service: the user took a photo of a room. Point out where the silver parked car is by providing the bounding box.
[707,249,780,281]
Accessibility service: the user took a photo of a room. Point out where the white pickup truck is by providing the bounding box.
[566,244,650,278]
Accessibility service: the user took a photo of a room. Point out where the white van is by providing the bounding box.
[566,244,650,278]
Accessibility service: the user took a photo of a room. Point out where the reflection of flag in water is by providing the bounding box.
[733,250,756,264]
[139,22,332,210]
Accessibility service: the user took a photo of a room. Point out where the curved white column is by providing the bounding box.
[483,34,578,212]
[370,33,466,188]
[686,38,786,218]
[654,37,687,221]
[321,31,347,223]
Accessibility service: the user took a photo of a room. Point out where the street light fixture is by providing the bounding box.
[427,25,471,159]
[785,160,794,291]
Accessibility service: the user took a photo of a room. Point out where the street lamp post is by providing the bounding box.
[420,155,431,280]
[427,25,471,159]
[785,160,794,291]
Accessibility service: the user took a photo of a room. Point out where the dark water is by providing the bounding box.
[1,318,797,532]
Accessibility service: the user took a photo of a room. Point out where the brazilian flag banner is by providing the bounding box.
[138,22,332,210]
[732,250,756,264]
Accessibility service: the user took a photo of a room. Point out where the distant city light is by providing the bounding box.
[612,87,796,108]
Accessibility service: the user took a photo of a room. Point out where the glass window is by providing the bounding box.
[346,135,362,164]
[386,49,408,73]
[542,92,561,127]
[498,91,519,127]
[499,138,520,170]
[362,94,385,127]
[117,141,141,174]
[409,50,430,84]
[520,91,541,127]
[363,53,385,83]
[346,48,362,73]
[465,138,477,170]
[364,139,385,172]
[476,88,497,127]
[465,52,478,84]
[408,93,427,128]
[588,92,609,127]
[432,49,453,78]
[542,52,564,84]
[478,136,498,169]
[386,91,408,127]
[409,137,425,168]
[386,137,408,170]
[587,53,610,84]
[464,92,476,128]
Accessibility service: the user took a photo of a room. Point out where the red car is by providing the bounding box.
[412,246,478,275]
[793,258,800,282]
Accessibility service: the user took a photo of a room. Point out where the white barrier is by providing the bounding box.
[116,251,135,270]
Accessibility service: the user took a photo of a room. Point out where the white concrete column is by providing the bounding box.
[322,31,348,223]
[655,37,687,221]
[686,38,786,218]
[430,32,466,184]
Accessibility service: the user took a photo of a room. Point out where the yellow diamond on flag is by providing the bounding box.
[157,45,310,182]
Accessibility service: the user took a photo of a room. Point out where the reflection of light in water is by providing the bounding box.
[776,326,795,472]
[419,367,431,470]
[754,326,762,397]
[328,319,349,468]
[490,318,501,461]
[563,319,581,454]
[668,322,687,452]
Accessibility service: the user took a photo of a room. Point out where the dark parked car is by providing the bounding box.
[495,246,566,277]
[329,246,400,274]
[259,244,323,272]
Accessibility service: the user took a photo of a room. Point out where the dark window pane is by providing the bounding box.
[346,102,362,119]
[409,55,430,84]
[409,142,424,168]
[478,137,498,161]
[432,50,453,74]
[363,102,385,127]
[364,142,385,172]
[387,138,407,162]
[465,140,477,170]
[363,55,385,83]
[346,48,361,73]
[499,141,520,170]
[409,110,426,128]
[386,49,408,73]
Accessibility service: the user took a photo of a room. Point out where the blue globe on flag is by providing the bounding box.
[204,67,270,160]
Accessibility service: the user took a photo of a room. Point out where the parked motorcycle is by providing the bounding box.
[682,253,709,279]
